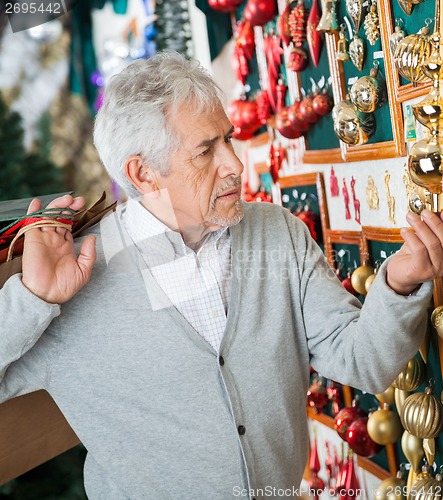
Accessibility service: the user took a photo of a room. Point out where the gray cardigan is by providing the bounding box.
[0,202,433,499]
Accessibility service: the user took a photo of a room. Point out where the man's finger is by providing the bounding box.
[77,235,97,283]
[27,198,41,214]
[45,194,85,212]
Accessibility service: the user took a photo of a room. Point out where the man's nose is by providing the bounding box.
[218,148,244,178]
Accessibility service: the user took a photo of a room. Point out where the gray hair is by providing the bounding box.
[93,51,223,197]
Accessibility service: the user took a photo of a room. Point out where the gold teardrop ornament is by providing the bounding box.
[401,430,424,473]
[393,27,432,86]
[349,33,365,71]
[346,0,363,32]
[367,406,402,445]
[423,437,435,466]
[394,388,410,415]
[376,385,395,406]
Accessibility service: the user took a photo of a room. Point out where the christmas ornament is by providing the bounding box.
[287,101,311,131]
[349,32,365,71]
[401,430,424,473]
[275,83,303,139]
[397,0,413,16]
[419,321,431,364]
[374,465,407,500]
[228,97,262,140]
[307,375,328,413]
[384,170,396,224]
[365,267,377,292]
[300,94,320,123]
[307,0,323,67]
[367,405,403,445]
[278,2,293,47]
[232,46,250,85]
[342,178,352,220]
[244,0,278,26]
[336,24,350,61]
[208,0,244,12]
[263,33,284,113]
[390,19,406,58]
[332,99,375,145]
[342,268,359,295]
[327,381,341,416]
[366,175,379,210]
[312,86,334,116]
[267,142,286,183]
[351,262,374,295]
[401,383,443,438]
[346,416,383,457]
[296,201,321,242]
[431,305,443,339]
[363,0,380,46]
[308,431,325,500]
[346,0,363,32]
[330,167,339,197]
[317,0,339,33]
[392,357,425,392]
[288,0,309,72]
[394,388,410,416]
[349,61,387,113]
[334,397,367,441]
[393,23,432,86]
[376,385,395,406]
[343,451,360,498]
[350,176,361,224]
[409,464,442,499]
[256,90,273,125]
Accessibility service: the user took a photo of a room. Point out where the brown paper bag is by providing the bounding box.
[0,192,116,484]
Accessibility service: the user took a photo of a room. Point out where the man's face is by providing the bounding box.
[155,104,244,233]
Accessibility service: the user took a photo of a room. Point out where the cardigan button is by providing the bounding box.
[219,356,225,366]
[237,425,246,435]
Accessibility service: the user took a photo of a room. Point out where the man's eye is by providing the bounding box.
[225,136,233,143]
[200,148,210,157]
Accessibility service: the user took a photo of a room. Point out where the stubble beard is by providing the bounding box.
[206,177,244,227]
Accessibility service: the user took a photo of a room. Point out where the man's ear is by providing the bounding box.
[124,155,159,194]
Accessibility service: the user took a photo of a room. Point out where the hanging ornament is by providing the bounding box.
[349,32,365,71]
[228,96,262,140]
[431,305,443,339]
[346,0,363,32]
[263,33,284,113]
[208,0,244,13]
[324,441,334,491]
[349,61,387,113]
[409,464,442,499]
[376,385,395,406]
[232,45,250,85]
[393,22,432,86]
[317,0,339,33]
[236,21,255,60]
[350,176,361,224]
[336,24,350,61]
[365,264,377,292]
[308,430,325,500]
[367,404,403,445]
[300,93,320,123]
[384,170,396,224]
[307,0,323,67]
[296,200,322,242]
[312,85,334,116]
[390,19,406,58]
[342,177,352,219]
[334,397,367,441]
[374,465,407,500]
[327,381,341,416]
[278,2,293,47]
[401,430,424,473]
[332,98,375,145]
[244,0,278,26]
[342,268,359,295]
[366,175,379,210]
[345,451,360,498]
[419,320,431,364]
[287,100,311,131]
[275,82,303,139]
[351,261,374,295]
[394,388,410,416]
[307,374,329,413]
[397,0,414,16]
[363,0,380,46]
[267,142,286,183]
[288,0,309,72]
[256,89,273,125]
[330,167,339,197]
[392,357,425,392]
[346,416,383,457]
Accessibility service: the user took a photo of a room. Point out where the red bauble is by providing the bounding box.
[208,0,244,12]
[342,272,359,296]
[287,101,310,131]
[228,98,261,130]
[244,0,278,26]
[276,108,303,139]
[334,400,367,441]
[307,378,328,413]
[297,206,321,243]
[233,126,256,140]
[287,47,309,72]
[346,418,383,458]
[312,91,334,116]
[300,95,320,124]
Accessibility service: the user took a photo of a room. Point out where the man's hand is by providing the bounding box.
[21,194,96,304]
[387,209,443,295]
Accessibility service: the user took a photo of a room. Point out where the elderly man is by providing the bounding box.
[0,52,441,499]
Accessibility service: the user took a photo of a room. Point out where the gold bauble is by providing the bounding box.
[401,430,424,473]
[367,406,403,445]
[393,30,432,86]
[401,386,443,439]
[374,476,407,499]
[431,306,443,339]
[395,388,410,415]
[365,273,376,292]
[332,100,375,146]
[409,467,443,500]
[408,136,443,196]
[351,264,375,295]
[376,385,396,406]
[392,357,425,392]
